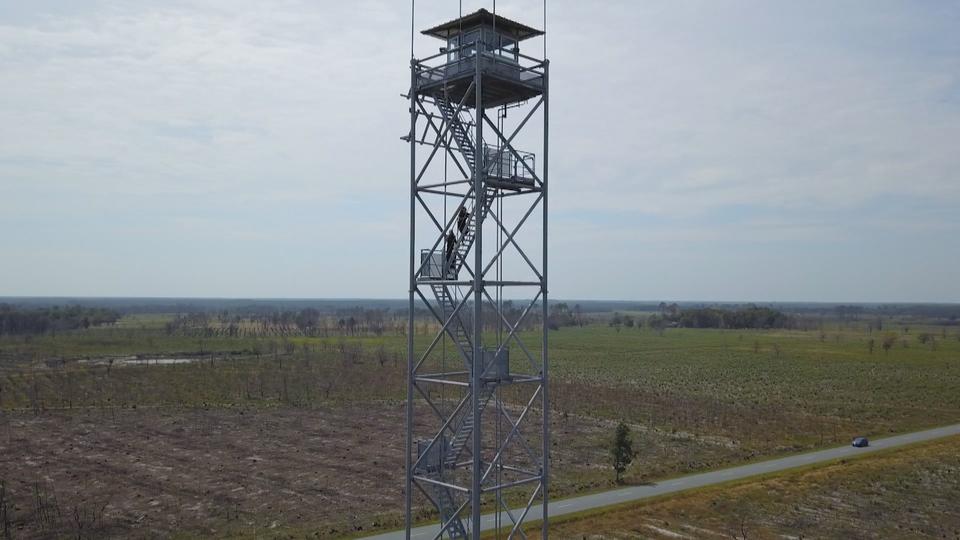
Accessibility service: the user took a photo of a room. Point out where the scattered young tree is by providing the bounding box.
[609,312,623,333]
[881,334,897,354]
[647,315,667,336]
[548,303,579,329]
[610,421,635,484]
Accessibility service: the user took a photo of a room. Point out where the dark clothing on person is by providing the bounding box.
[457,207,470,234]
[445,232,457,265]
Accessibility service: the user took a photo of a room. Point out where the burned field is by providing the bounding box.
[1,310,960,537]
[2,405,406,538]
[0,383,747,538]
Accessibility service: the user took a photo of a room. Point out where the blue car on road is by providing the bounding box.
[852,437,869,448]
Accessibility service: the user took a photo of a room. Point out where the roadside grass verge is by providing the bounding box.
[514,434,960,539]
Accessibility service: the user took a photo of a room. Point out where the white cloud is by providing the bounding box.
[0,0,958,300]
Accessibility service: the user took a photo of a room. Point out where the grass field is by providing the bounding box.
[524,435,960,539]
[547,325,960,470]
[1,313,959,537]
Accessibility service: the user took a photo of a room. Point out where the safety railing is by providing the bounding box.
[416,436,448,474]
[420,249,457,280]
[415,40,546,89]
[484,144,535,185]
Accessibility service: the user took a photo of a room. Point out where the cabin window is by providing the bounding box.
[460,30,479,57]
[499,37,518,62]
[447,35,459,61]
[447,28,517,61]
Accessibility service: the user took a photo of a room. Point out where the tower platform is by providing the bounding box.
[414,9,545,109]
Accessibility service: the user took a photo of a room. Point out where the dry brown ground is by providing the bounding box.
[0,402,754,539]
[1,406,407,538]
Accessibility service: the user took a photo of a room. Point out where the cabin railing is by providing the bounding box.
[415,41,545,89]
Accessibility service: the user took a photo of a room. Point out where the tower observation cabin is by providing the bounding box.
[405,7,550,540]
[413,9,545,199]
[417,9,545,109]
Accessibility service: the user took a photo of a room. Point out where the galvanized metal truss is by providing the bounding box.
[405,29,550,540]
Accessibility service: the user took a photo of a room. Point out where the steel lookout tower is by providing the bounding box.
[404,7,550,540]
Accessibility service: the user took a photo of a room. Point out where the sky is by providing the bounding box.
[1,0,958,302]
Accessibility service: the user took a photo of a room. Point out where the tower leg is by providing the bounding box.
[405,60,417,540]
[470,60,484,540]
[541,59,551,540]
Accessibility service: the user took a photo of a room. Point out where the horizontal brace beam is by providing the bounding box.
[413,475,470,493]
[418,188,470,198]
[500,464,542,477]
[481,476,542,493]
[414,376,470,387]
[416,370,470,379]
[416,280,541,288]
[497,187,543,196]
[502,375,545,385]
[416,280,475,287]
[418,179,472,190]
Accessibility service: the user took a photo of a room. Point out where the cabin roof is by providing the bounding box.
[422,8,544,41]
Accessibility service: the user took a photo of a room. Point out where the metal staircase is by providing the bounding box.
[445,385,496,467]
[434,96,476,172]
[417,387,497,539]
[412,95,504,539]
[422,477,468,539]
[425,92,499,372]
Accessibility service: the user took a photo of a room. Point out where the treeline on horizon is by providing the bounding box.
[657,305,793,330]
[1,298,957,339]
[3,297,959,320]
[0,304,121,336]
[577,304,795,331]
[546,303,794,331]
[166,306,401,337]
[166,299,546,337]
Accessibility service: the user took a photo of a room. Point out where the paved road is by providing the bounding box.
[364,423,960,539]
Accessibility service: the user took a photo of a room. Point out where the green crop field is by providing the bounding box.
[547,324,960,455]
[1,310,959,537]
